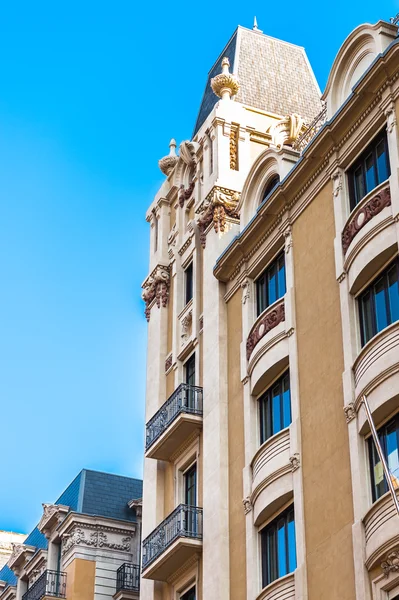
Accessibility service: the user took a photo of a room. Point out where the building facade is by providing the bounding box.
[0,534,27,571]
[0,470,142,600]
[141,17,399,600]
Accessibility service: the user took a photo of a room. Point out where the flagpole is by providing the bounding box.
[362,394,399,518]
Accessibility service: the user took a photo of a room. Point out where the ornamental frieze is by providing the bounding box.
[62,526,132,556]
[142,265,170,321]
[246,301,285,360]
[342,185,391,255]
[196,187,240,248]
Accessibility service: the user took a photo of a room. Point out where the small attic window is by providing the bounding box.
[261,174,280,204]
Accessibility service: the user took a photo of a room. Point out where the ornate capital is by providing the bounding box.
[342,185,391,254]
[211,57,240,100]
[271,114,305,149]
[196,187,240,248]
[159,139,178,176]
[142,265,171,321]
[242,497,252,515]
[381,549,399,576]
[344,402,356,424]
[289,453,301,472]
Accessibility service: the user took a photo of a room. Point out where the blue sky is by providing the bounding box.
[0,0,398,535]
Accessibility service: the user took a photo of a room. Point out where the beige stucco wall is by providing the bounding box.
[293,181,356,599]
[65,558,95,600]
[227,290,246,600]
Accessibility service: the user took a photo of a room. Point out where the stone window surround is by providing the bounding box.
[169,555,199,600]
[254,365,290,448]
[371,565,399,599]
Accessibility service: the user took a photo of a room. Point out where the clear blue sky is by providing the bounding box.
[0,0,398,535]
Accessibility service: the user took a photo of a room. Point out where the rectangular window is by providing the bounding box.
[368,414,399,502]
[261,505,297,588]
[358,258,399,346]
[181,587,195,600]
[348,131,390,211]
[259,371,291,445]
[184,354,196,410]
[256,253,286,317]
[185,262,193,305]
[184,463,197,506]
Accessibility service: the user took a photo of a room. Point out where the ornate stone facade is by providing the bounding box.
[62,525,132,556]
[381,549,399,576]
[196,187,240,248]
[142,265,171,321]
[270,113,305,149]
[211,57,240,100]
[246,301,285,360]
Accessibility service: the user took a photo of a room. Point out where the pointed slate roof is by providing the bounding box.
[193,26,322,135]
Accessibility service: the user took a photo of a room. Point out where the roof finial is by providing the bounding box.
[253,16,263,33]
[211,57,240,101]
[158,138,178,176]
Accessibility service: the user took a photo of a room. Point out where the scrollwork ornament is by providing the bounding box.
[381,549,399,576]
[344,402,356,424]
[196,187,240,248]
[142,265,171,321]
[242,497,252,515]
[289,453,300,472]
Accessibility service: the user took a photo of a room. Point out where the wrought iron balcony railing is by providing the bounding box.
[116,563,140,593]
[142,504,203,569]
[22,571,66,600]
[292,105,327,153]
[145,383,203,451]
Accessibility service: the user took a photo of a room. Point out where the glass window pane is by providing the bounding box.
[257,277,267,316]
[376,140,389,183]
[277,258,286,299]
[374,277,389,333]
[282,375,292,429]
[354,166,365,205]
[287,511,297,573]
[272,385,282,435]
[386,421,399,488]
[277,519,287,579]
[365,152,376,193]
[268,265,277,305]
[388,266,399,324]
[360,291,374,345]
[267,526,277,585]
[371,439,386,500]
[259,397,267,445]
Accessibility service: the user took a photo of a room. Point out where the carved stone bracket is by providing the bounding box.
[241,278,250,304]
[246,301,285,360]
[181,311,193,346]
[142,265,171,321]
[381,549,399,576]
[289,453,300,472]
[270,114,305,149]
[332,171,342,197]
[344,402,356,424]
[342,185,391,254]
[179,181,195,208]
[196,187,240,248]
[283,226,293,254]
[385,104,397,134]
[242,497,253,515]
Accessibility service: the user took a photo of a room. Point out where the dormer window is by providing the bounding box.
[261,174,280,204]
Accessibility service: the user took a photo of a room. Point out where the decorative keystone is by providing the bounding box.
[211,58,240,100]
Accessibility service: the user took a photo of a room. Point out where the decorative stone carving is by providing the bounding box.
[342,185,391,254]
[62,526,132,556]
[344,402,356,423]
[181,311,193,346]
[332,171,343,197]
[230,127,239,171]
[289,453,300,472]
[8,544,26,568]
[211,57,240,100]
[158,139,178,176]
[199,315,203,332]
[271,114,305,149]
[283,226,293,254]
[142,265,170,321]
[246,301,285,360]
[128,498,142,518]
[168,223,178,248]
[38,503,69,536]
[241,278,250,304]
[385,104,397,134]
[179,141,199,167]
[165,354,172,372]
[179,181,195,208]
[196,187,240,248]
[381,549,399,576]
[242,497,252,515]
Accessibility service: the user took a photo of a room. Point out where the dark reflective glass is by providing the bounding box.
[287,513,297,573]
[261,174,280,203]
[256,253,286,316]
[365,152,376,193]
[277,520,287,578]
[349,131,390,209]
[369,414,399,502]
[259,372,291,445]
[261,506,296,588]
[185,263,193,304]
[181,587,196,600]
[388,265,399,323]
[376,140,389,182]
[374,277,388,332]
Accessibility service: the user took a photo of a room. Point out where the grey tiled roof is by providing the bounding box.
[193,26,322,135]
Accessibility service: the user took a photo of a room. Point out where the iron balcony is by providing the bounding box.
[116,563,140,593]
[142,504,203,581]
[145,383,203,461]
[22,571,66,600]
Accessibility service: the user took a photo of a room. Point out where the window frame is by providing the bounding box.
[184,262,194,305]
[348,130,390,211]
[260,504,296,588]
[368,413,399,503]
[258,370,291,445]
[358,257,399,346]
[256,252,286,317]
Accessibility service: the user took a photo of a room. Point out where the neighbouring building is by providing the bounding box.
[0,534,27,571]
[140,16,399,600]
[0,470,143,600]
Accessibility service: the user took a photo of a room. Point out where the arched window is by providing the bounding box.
[261,174,280,204]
